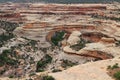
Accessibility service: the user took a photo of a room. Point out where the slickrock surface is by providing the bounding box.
[50,59,120,80]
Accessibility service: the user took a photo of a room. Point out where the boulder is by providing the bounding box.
[67,31,81,46]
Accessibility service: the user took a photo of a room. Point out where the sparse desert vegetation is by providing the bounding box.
[36,54,52,72]
[107,63,120,80]
[51,30,66,46]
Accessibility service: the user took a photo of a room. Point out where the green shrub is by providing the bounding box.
[29,72,36,76]
[44,54,52,63]
[0,33,15,47]
[92,14,120,22]
[116,41,120,46]
[0,69,6,75]
[108,63,119,70]
[112,63,119,69]
[9,75,14,78]
[0,49,18,67]
[0,20,18,46]
[42,75,55,80]
[0,20,19,32]
[51,30,65,46]
[70,38,91,51]
[114,71,120,80]
[107,65,112,69]
[26,40,37,47]
[36,54,52,72]
[22,38,38,51]
[52,69,62,73]
[61,60,77,68]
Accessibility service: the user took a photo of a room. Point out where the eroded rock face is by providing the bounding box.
[63,41,115,60]
[67,31,81,45]
[5,2,120,61]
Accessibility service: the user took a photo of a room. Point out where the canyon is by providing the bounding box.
[0,2,120,80]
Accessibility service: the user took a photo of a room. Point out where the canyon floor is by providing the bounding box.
[0,2,120,80]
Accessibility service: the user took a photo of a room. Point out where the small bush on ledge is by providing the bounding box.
[107,63,120,80]
[36,54,52,72]
[70,38,91,51]
[51,30,65,46]
[114,71,120,80]
[42,75,55,80]
[35,75,55,80]
[107,63,119,70]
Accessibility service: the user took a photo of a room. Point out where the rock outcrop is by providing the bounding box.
[50,59,120,80]
[67,31,81,45]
